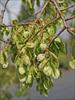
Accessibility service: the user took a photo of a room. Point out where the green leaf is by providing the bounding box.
[52,69,60,79]
[26,42,35,48]
[23,31,31,38]
[19,77,26,82]
[0,51,8,68]
[37,0,40,6]
[2,62,8,69]
[43,66,52,76]
[55,37,61,42]
[37,54,45,62]
[38,59,47,69]
[40,43,47,51]
[26,73,32,84]
[18,66,25,75]
[0,0,74,96]
[69,59,75,69]
[28,0,32,8]
[23,54,31,65]
[47,26,56,35]
[49,51,58,60]
[0,52,4,65]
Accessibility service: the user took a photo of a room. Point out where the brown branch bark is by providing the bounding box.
[51,0,75,36]
[51,0,67,28]
[35,0,49,19]
[65,16,75,21]
[61,4,75,11]
[0,0,75,46]
[0,0,10,23]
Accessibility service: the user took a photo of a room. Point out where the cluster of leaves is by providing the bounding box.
[0,0,75,96]
[18,0,72,21]
[0,26,10,68]
[0,18,65,95]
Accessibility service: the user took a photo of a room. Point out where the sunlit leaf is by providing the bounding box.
[24,54,31,65]
[0,0,72,95]
[26,42,35,48]
[19,77,26,82]
[3,62,8,69]
[28,0,32,8]
[52,69,60,79]
[37,54,45,62]
[43,66,52,76]
[40,43,47,51]
[55,37,61,42]
[26,73,32,84]
[18,66,25,75]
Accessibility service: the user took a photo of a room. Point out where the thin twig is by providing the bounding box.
[0,15,75,28]
[28,17,59,42]
[61,4,75,11]
[0,0,75,45]
[48,27,66,47]
[35,0,49,19]
[19,17,59,51]
[65,16,75,21]
[51,0,75,36]
[51,0,67,28]
[0,15,75,44]
[1,0,10,23]
[67,28,75,36]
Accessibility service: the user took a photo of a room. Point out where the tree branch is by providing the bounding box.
[51,0,75,36]
[0,0,10,23]
[35,0,49,19]
[61,4,75,11]
[48,27,66,47]
[65,16,75,21]
[51,0,67,28]
[0,0,75,46]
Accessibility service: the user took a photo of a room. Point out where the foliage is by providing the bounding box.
[69,58,75,69]
[0,0,75,96]
[18,0,34,21]
[0,18,65,96]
